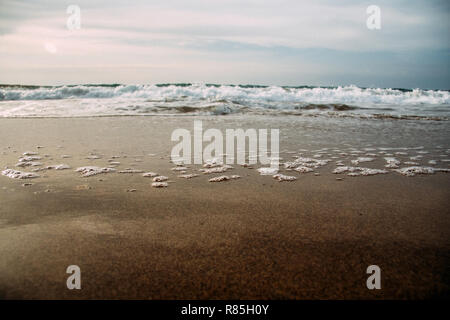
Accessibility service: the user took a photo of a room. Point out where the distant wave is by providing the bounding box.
[0,84,449,119]
[0,83,449,104]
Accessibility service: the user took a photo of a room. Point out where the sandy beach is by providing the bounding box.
[1,0,449,307]
[0,116,449,299]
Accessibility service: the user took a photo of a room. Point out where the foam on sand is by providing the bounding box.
[143,172,158,177]
[284,157,330,169]
[76,166,116,177]
[2,169,40,179]
[394,166,450,177]
[153,176,168,182]
[152,182,168,188]
[273,174,297,181]
[209,175,230,182]
[208,175,240,182]
[203,158,223,168]
[178,173,199,179]
[49,164,71,170]
[257,167,279,175]
[333,166,388,176]
[293,166,314,173]
[200,165,233,174]
[16,161,42,167]
[118,169,144,174]
[53,164,71,170]
[172,166,188,171]
[384,157,400,168]
[19,156,42,162]
[351,157,374,165]
[32,164,71,172]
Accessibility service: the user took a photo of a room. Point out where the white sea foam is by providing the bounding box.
[203,158,223,168]
[273,174,297,181]
[394,166,450,177]
[293,166,314,173]
[49,164,71,170]
[209,175,230,182]
[171,166,188,171]
[384,157,401,168]
[2,84,448,104]
[19,156,41,162]
[1,84,449,118]
[351,157,374,165]
[284,157,330,169]
[16,161,42,167]
[200,165,232,174]
[257,167,279,175]
[32,164,71,171]
[333,166,388,176]
[153,176,168,182]
[152,182,168,188]
[178,173,199,179]
[76,166,116,177]
[142,172,158,177]
[2,169,40,179]
[118,169,144,174]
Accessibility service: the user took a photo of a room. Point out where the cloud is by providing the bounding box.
[0,0,448,88]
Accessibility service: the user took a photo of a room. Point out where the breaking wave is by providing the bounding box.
[0,83,449,119]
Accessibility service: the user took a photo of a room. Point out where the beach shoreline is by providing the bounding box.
[0,116,449,299]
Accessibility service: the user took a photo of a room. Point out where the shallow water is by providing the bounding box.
[0,115,449,183]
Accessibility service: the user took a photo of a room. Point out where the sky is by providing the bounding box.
[0,0,449,89]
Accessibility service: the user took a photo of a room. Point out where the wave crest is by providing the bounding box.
[1,83,449,105]
[0,84,449,119]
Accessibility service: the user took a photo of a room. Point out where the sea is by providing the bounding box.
[0,83,449,119]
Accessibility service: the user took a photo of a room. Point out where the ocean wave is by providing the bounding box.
[0,83,449,104]
[0,83,449,119]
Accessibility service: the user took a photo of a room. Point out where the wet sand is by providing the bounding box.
[0,116,449,299]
